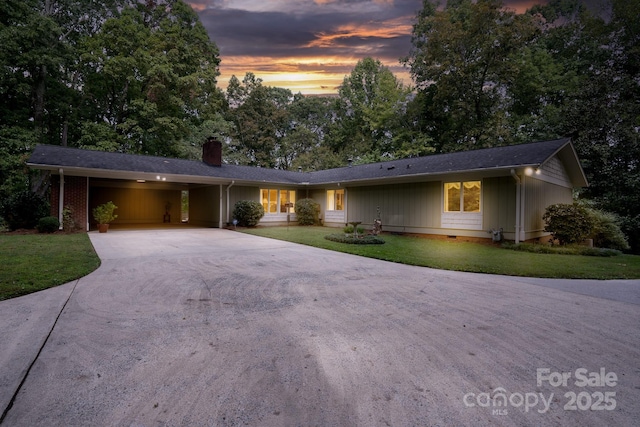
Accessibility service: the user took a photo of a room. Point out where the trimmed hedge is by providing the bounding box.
[36,216,60,233]
[324,233,385,245]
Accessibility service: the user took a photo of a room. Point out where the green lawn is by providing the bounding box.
[242,226,640,279]
[0,233,101,300]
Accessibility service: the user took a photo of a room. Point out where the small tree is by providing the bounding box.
[233,200,264,227]
[93,201,118,225]
[295,198,320,225]
[543,203,593,245]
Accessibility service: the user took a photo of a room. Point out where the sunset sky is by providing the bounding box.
[189,1,546,95]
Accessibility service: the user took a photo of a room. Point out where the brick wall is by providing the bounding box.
[50,175,88,231]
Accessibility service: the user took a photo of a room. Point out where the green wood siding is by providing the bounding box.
[347,182,440,229]
[524,178,573,234]
[482,177,516,234]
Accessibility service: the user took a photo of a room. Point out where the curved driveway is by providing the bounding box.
[1,229,639,426]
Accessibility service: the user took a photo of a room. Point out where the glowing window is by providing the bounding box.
[280,190,296,213]
[444,181,481,212]
[327,189,344,211]
[261,189,296,214]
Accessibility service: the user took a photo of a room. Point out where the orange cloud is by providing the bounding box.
[188,2,207,12]
[505,0,547,13]
[306,17,412,49]
[315,0,394,4]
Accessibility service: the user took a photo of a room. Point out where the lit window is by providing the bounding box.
[444,181,481,212]
[327,189,344,211]
[280,190,296,213]
[261,189,296,214]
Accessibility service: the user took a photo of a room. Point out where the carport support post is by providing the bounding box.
[219,184,223,229]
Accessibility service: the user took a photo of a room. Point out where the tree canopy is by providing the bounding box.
[1,0,638,251]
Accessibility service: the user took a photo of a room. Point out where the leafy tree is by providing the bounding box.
[536,0,640,252]
[0,189,50,230]
[225,73,293,168]
[337,57,412,161]
[403,0,538,151]
[77,1,221,156]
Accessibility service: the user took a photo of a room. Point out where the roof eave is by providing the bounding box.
[305,164,544,187]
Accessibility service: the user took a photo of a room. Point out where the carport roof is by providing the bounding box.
[27,138,587,187]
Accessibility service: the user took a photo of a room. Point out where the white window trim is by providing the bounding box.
[443,180,482,213]
[261,189,296,215]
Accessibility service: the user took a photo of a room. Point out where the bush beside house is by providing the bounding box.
[295,199,320,225]
[543,203,629,251]
[233,200,264,227]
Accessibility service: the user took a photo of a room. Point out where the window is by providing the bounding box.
[444,181,481,212]
[279,190,296,213]
[261,189,296,214]
[327,189,344,211]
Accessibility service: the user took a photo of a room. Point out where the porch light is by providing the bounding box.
[525,167,533,176]
[137,179,146,183]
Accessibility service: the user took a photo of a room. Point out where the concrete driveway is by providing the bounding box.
[1,229,639,426]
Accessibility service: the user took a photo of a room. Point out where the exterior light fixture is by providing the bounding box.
[524,167,534,176]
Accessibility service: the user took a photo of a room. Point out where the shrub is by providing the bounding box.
[37,216,60,233]
[543,203,593,245]
[233,200,264,227]
[62,205,77,231]
[93,201,118,224]
[0,189,49,230]
[295,198,320,225]
[587,208,630,251]
[324,234,385,244]
[343,225,365,234]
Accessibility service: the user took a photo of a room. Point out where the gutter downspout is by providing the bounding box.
[510,169,520,244]
[219,184,223,229]
[226,180,235,225]
[58,168,64,230]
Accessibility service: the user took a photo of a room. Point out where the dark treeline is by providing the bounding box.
[1,0,638,250]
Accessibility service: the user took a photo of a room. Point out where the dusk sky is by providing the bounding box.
[189,1,546,95]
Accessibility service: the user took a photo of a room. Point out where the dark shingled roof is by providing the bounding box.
[27,145,303,184]
[28,138,574,186]
[305,138,571,184]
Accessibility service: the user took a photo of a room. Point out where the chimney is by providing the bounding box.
[203,137,222,167]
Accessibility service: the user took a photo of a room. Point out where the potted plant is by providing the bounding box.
[93,201,118,233]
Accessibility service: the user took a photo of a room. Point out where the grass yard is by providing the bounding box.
[0,233,101,300]
[242,226,640,279]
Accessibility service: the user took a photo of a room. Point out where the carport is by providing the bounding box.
[89,178,221,230]
[29,140,236,231]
